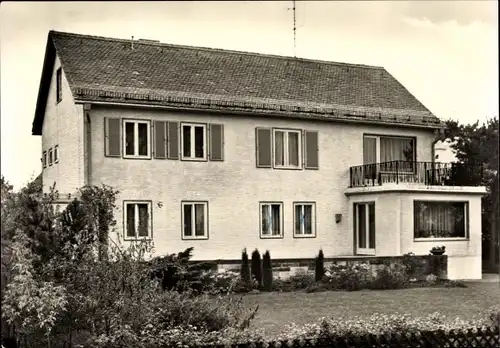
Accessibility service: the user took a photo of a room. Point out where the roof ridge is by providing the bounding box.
[49,30,385,70]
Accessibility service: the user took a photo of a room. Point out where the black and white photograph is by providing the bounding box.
[1,1,499,347]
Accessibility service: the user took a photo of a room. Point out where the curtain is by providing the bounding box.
[195,204,204,236]
[126,204,135,237]
[380,137,414,172]
[138,123,148,156]
[304,205,312,234]
[363,137,377,179]
[288,132,299,166]
[295,205,302,234]
[275,131,284,166]
[261,205,270,235]
[414,202,465,238]
[137,204,149,236]
[125,123,135,156]
[183,204,192,236]
[272,204,281,235]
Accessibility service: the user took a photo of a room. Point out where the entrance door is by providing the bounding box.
[354,202,376,255]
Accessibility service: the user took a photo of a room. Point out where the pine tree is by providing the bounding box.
[262,250,273,291]
[241,248,251,284]
[251,249,262,288]
[315,249,325,282]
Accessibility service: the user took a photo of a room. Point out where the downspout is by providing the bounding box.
[84,104,92,186]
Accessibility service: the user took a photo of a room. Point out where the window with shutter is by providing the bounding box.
[122,119,151,159]
[256,128,272,167]
[180,123,207,161]
[167,121,179,160]
[104,117,121,157]
[273,129,302,169]
[209,124,224,161]
[154,121,166,159]
[304,131,319,169]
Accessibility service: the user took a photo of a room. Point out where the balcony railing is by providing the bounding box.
[349,161,484,188]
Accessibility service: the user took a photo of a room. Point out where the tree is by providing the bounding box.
[442,117,499,272]
[315,249,325,282]
[250,249,262,289]
[262,250,273,291]
[240,248,251,284]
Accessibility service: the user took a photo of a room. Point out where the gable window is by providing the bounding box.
[294,202,316,238]
[274,129,301,168]
[414,201,468,239]
[181,123,206,160]
[48,148,53,166]
[364,135,415,172]
[124,201,152,240]
[56,68,62,103]
[260,202,283,238]
[182,201,208,239]
[123,119,151,158]
[43,151,47,168]
[54,145,59,163]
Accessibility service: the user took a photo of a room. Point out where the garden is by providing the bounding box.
[1,181,499,348]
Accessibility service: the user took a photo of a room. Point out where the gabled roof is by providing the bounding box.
[32,30,442,135]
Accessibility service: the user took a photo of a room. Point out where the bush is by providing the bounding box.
[369,265,408,290]
[240,248,251,284]
[262,250,273,292]
[288,273,316,290]
[251,249,262,289]
[444,280,468,288]
[315,249,325,282]
[323,263,371,291]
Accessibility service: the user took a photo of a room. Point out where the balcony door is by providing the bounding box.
[354,202,375,255]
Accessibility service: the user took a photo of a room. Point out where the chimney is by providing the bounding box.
[131,36,134,50]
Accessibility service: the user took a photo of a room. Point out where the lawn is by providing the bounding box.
[242,282,500,338]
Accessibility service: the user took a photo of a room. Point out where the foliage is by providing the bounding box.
[322,263,371,291]
[250,249,262,289]
[262,251,273,292]
[240,248,251,285]
[444,280,467,288]
[425,273,438,285]
[430,245,446,254]
[369,265,408,290]
[315,249,325,282]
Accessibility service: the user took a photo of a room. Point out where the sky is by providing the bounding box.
[0,1,498,189]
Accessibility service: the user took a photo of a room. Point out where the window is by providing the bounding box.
[123,119,151,158]
[43,151,47,168]
[182,201,208,239]
[414,201,468,239]
[124,201,152,239]
[56,68,62,103]
[48,148,53,166]
[54,145,59,163]
[260,202,283,238]
[354,202,375,255]
[181,123,206,160]
[293,202,316,237]
[364,135,415,172]
[273,129,301,168]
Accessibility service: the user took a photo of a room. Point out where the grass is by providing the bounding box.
[242,282,500,337]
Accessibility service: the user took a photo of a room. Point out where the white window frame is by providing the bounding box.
[123,201,152,240]
[355,202,375,255]
[259,202,283,238]
[413,201,469,241]
[48,148,53,166]
[181,123,207,161]
[123,119,151,159]
[54,145,59,163]
[273,129,302,169]
[181,201,209,239]
[293,202,316,238]
[43,151,47,168]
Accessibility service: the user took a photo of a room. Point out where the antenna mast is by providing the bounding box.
[287,0,297,57]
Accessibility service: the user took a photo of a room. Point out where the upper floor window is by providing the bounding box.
[54,145,59,163]
[123,119,151,159]
[414,201,468,239]
[182,201,208,239]
[274,129,301,168]
[181,123,206,161]
[260,202,283,238]
[363,135,415,172]
[124,201,152,240]
[56,68,62,103]
[294,202,316,238]
[43,151,47,168]
[48,148,53,166]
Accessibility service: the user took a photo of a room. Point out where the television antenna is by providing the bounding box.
[286,0,297,57]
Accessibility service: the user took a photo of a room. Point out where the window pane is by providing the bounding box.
[380,137,414,171]
[137,204,149,237]
[194,126,204,158]
[183,204,192,236]
[195,204,205,236]
[274,131,284,166]
[261,205,270,235]
[125,123,135,155]
[183,125,191,157]
[357,204,366,248]
[126,204,136,237]
[368,203,375,248]
[138,123,148,156]
[271,204,281,235]
[304,205,313,235]
[295,205,302,234]
[414,202,466,238]
[288,132,299,166]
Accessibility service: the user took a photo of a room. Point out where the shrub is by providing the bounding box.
[425,273,438,285]
[240,248,251,284]
[250,249,262,289]
[262,250,273,292]
[369,265,408,290]
[323,263,371,291]
[315,249,325,282]
[444,280,468,288]
[288,273,316,290]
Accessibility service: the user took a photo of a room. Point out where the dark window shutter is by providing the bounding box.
[167,121,179,160]
[304,130,319,169]
[105,117,121,157]
[209,124,224,161]
[256,127,272,168]
[154,121,166,159]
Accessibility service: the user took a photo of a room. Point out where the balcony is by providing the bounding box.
[349,161,484,188]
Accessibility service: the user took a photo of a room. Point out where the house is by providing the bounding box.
[32,31,486,280]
